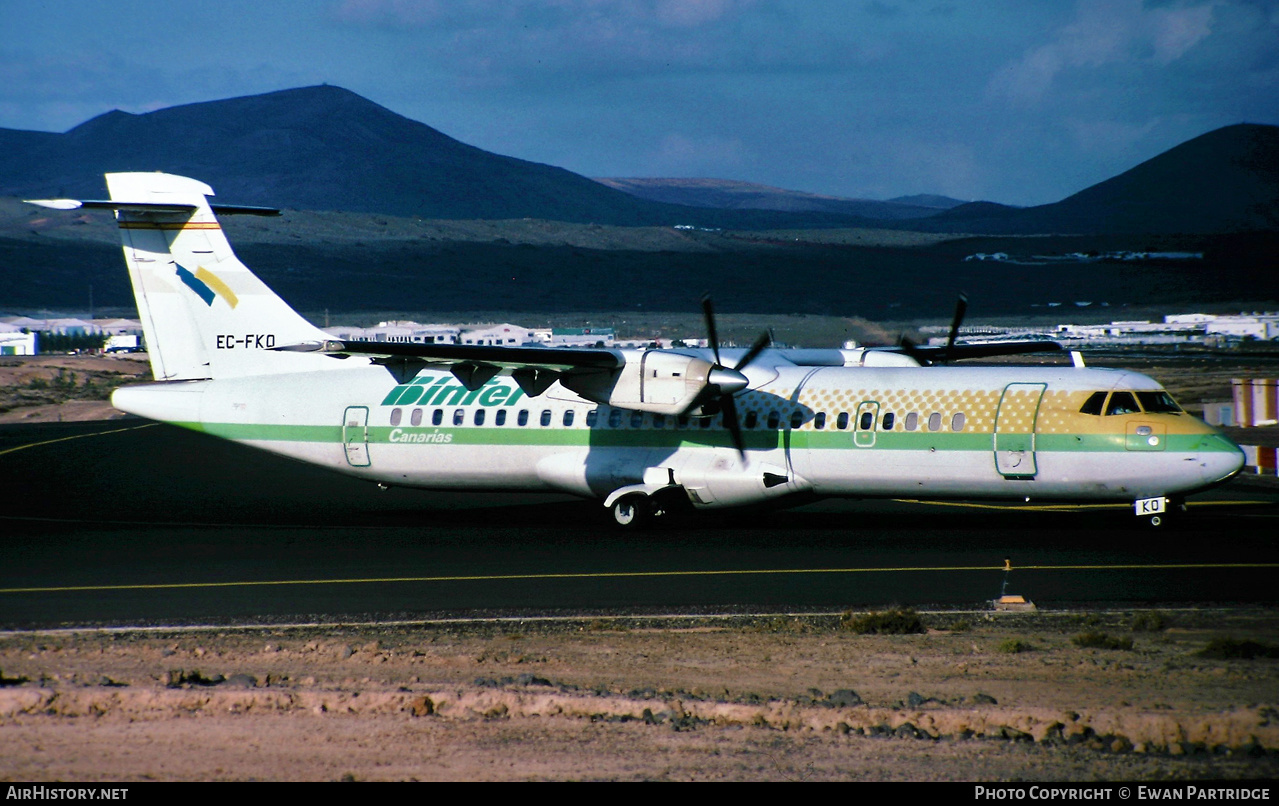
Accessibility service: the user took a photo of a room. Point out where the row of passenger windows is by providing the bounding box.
[388,406,967,432]
[1078,390,1183,417]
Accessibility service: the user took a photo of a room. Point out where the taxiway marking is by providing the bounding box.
[0,423,156,458]
[4,562,1277,595]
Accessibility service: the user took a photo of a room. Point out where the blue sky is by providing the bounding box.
[2,0,1276,206]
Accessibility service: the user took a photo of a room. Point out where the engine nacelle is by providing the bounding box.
[561,350,716,415]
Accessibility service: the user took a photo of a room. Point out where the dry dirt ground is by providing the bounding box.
[1,610,1277,782]
[0,355,148,424]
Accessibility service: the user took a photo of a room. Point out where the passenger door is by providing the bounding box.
[993,383,1046,479]
[343,405,371,467]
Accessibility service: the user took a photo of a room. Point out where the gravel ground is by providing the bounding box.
[1,609,1276,781]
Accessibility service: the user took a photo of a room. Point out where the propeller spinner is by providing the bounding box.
[698,295,771,459]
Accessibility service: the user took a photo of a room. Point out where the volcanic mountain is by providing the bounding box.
[925,123,1279,234]
[0,86,863,228]
[0,86,1275,235]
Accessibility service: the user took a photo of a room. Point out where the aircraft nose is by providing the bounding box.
[1198,434,1246,485]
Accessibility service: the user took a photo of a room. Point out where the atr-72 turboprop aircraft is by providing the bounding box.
[29,173,1244,527]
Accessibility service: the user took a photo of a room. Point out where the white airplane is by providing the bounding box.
[29,173,1245,527]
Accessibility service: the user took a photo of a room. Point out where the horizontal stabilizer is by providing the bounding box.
[25,198,281,216]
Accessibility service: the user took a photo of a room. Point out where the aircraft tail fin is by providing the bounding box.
[30,173,332,380]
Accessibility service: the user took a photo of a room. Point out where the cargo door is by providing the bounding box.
[993,383,1046,479]
[343,405,371,467]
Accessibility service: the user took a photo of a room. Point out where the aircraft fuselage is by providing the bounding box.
[113,360,1244,510]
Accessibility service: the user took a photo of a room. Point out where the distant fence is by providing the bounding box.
[1232,379,1278,427]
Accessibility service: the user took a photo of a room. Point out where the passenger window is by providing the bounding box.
[744,411,758,429]
[586,409,598,427]
[882,412,895,430]
[928,412,942,432]
[1106,392,1140,416]
[836,412,849,430]
[540,409,552,426]
[631,411,644,429]
[1136,391,1183,413]
[495,410,507,426]
[700,417,712,429]
[1080,391,1107,416]
[411,408,423,426]
[905,412,919,431]
[767,411,781,429]
[453,409,465,426]
[474,409,485,426]
[858,411,873,430]
[790,411,804,429]
[814,412,826,430]
[609,409,623,428]
[652,414,665,429]
[390,408,402,426]
[677,415,690,429]
[951,412,965,432]
[432,409,443,426]
[563,410,574,427]
[517,410,529,426]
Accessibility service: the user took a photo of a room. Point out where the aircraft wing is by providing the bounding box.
[897,339,1064,364]
[275,339,623,393]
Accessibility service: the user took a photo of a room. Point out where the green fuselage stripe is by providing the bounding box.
[176,421,1240,454]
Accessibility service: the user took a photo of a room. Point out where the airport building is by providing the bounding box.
[0,328,37,355]
[926,312,1279,349]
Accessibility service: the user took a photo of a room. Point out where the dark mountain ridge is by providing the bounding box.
[1,85,1274,234]
[592,177,960,219]
[923,124,1279,234]
[0,86,869,229]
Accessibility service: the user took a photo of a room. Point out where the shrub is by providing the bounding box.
[1072,631,1133,651]
[997,638,1035,654]
[1131,612,1168,632]
[841,608,926,635]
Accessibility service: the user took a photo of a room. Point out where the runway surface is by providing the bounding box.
[1,419,1277,629]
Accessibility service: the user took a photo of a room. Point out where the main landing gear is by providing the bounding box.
[608,490,687,529]
[610,494,652,528]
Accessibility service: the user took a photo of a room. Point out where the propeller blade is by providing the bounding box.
[734,330,773,371]
[720,393,746,461]
[700,294,722,367]
[898,334,928,365]
[944,292,969,363]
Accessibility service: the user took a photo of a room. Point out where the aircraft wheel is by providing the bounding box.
[611,495,652,528]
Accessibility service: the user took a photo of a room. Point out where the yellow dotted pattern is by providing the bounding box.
[735,386,1112,434]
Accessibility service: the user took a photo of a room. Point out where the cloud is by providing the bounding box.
[1149,3,1214,63]
[987,0,1216,103]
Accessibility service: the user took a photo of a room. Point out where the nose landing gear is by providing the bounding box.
[1136,495,1186,527]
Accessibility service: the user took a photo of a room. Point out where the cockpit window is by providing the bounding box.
[1080,391,1107,416]
[1136,391,1183,414]
[1105,391,1140,416]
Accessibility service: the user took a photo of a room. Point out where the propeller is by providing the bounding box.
[898,292,968,365]
[942,292,969,364]
[698,295,772,460]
